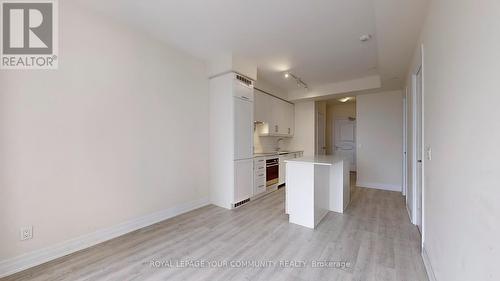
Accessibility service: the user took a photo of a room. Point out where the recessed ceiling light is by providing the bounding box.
[284,72,290,78]
[338,97,352,103]
[359,34,372,42]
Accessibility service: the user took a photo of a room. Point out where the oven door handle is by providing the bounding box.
[266,164,279,167]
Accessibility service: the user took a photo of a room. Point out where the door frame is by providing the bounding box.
[402,91,408,197]
[410,44,425,246]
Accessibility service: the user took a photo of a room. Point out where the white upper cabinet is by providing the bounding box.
[234,97,253,160]
[254,89,270,123]
[254,89,294,137]
[284,102,294,136]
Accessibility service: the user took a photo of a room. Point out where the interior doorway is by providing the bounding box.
[407,45,425,241]
[402,92,408,197]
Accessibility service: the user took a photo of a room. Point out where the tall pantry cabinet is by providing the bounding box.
[209,72,254,209]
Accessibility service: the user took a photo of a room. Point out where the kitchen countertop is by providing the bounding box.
[284,155,345,166]
[253,151,304,157]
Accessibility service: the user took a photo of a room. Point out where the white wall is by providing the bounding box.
[208,54,257,81]
[0,1,209,270]
[289,101,315,156]
[406,1,500,280]
[356,91,403,191]
[253,132,292,153]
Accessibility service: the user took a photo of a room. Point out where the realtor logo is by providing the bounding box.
[1,0,58,69]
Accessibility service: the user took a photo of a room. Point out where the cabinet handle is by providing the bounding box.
[275,125,278,133]
[259,185,265,188]
[241,96,249,100]
[258,174,264,177]
[288,128,290,134]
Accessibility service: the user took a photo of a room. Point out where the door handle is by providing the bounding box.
[417,160,422,163]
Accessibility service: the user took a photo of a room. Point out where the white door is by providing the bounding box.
[416,67,423,233]
[334,119,356,171]
[316,112,326,155]
[234,159,253,203]
[234,97,253,160]
[402,93,408,197]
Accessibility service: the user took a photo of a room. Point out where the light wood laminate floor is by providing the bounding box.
[2,177,428,281]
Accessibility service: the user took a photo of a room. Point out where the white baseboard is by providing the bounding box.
[356,181,402,192]
[406,204,414,224]
[0,197,210,278]
[422,246,437,281]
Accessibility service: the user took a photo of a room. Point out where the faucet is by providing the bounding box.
[276,138,284,152]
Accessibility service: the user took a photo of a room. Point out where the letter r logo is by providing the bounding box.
[2,2,53,54]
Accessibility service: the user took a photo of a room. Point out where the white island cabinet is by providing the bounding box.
[285,155,350,229]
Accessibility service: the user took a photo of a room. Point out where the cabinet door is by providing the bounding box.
[267,98,282,135]
[268,97,280,135]
[233,80,254,101]
[269,99,294,136]
[254,177,266,195]
[279,156,286,185]
[234,97,253,160]
[286,102,295,136]
[278,101,289,135]
[254,90,268,123]
[234,159,253,203]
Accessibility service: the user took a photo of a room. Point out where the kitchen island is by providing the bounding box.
[285,155,350,229]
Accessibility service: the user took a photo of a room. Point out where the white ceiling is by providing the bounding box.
[75,0,429,93]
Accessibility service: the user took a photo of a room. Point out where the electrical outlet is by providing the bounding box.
[20,226,33,241]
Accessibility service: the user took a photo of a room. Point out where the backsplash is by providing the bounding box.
[253,129,292,153]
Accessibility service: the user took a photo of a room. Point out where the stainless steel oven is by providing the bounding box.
[266,158,279,186]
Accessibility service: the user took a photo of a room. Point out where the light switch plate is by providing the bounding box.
[426,146,432,160]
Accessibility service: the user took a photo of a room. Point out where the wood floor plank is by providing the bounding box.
[1,178,428,281]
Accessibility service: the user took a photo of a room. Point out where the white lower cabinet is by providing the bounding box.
[253,157,266,196]
[279,156,286,185]
[279,152,304,186]
[254,177,266,195]
[252,152,304,199]
[234,159,254,203]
